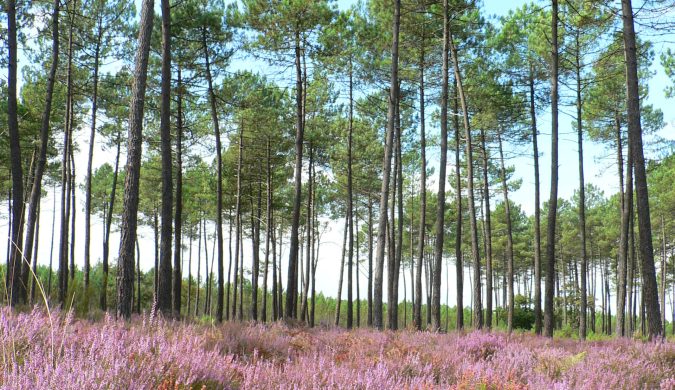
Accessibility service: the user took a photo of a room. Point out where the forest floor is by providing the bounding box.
[1,308,674,389]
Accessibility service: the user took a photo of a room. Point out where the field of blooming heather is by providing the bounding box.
[1,308,674,389]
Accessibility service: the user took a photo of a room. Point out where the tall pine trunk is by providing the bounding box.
[432,0,449,331]
[574,32,588,339]
[544,0,559,337]
[58,1,77,306]
[285,31,305,319]
[497,133,515,333]
[479,128,493,329]
[347,61,355,330]
[23,0,60,305]
[621,0,663,338]
[173,66,184,317]
[84,15,102,298]
[450,33,482,329]
[157,0,174,316]
[374,0,400,330]
[202,27,225,322]
[454,88,464,330]
[529,69,543,335]
[117,0,154,319]
[101,131,120,311]
[414,41,426,331]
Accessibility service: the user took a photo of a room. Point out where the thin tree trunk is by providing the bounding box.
[24,0,60,305]
[195,217,202,317]
[187,234,192,318]
[355,212,361,327]
[454,87,464,330]
[226,208,232,320]
[431,0,449,332]
[173,66,184,318]
[497,133,515,333]
[617,117,631,336]
[201,27,225,322]
[156,0,174,317]
[528,70,543,335]
[48,183,56,298]
[251,163,263,322]
[232,127,243,320]
[367,196,374,326]
[285,30,305,320]
[480,128,493,329]
[136,235,141,314]
[394,96,404,330]
[301,148,313,323]
[101,135,119,311]
[237,221,243,320]
[544,0,560,337]
[415,29,427,332]
[346,60,355,329]
[574,32,588,339]
[69,150,76,283]
[58,0,77,306]
[29,202,41,304]
[116,0,154,319]
[262,140,272,322]
[449,33,482,329]
[83,15,103,298]
[154,211,159,297]
[204,220,210,315]
[374,0,400,330]
[335,215,349,326]
[660,215,666,329]
[387,122,399,330]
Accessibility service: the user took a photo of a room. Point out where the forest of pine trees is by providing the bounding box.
[2,0,675,343]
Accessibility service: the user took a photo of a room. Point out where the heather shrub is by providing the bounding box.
[0,309,673,389]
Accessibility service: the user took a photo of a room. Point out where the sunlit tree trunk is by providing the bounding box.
[621,0,662,338]
[117,0,154,318]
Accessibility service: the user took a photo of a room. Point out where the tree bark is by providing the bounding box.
[449,33,482,329]
[616,117,631,336]
[432,0,449,331]
[23,0,60,305]
[621,0,663,338]
[544,0,559,338]
[454,87,464,330]
[83,14,103,298]
[335,215,349,326]
[498,133,515,333]
[527,70,543,335]
[480,128,493,329]
[347,60,355,330]
[58,0,77,307]
[195,217,202,317]
[285,30,305,319]
[415,43,426,331]
[173,66,184,318]
[157,0,174,317]
[301,148,313,323]
[574,32,588,340]
[232,128,243,320]
[374,0,400,330]
[367,196,374,326]
[263,139,273,322]
[116,0,154,319]
[202,27,225,322]
[100,135,119,311]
